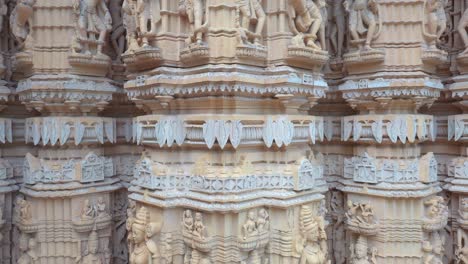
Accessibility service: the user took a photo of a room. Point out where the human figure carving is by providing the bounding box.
[237,0,266,46]
[343,0,379,50]
[73,0,112,55]
[18,236,38,264]
[423,0,447,47]
[136,0,161,47]
[78,229,104,264]
[19,198,32,224]
[296,205,329,264]
[242,210,258,240]
[122,0,140,53]
[256,208,269,232]
[96,197,109,218]
[327,0,346,58]
[459,7,468,55]
[109,0,126,62]
[129,207,160,264]
[182,209,194,232]
[193,212,207,240]
[9,0,36,50]
[82,199,95,220]
[349,236,376,264]
[288,0,323,50]
[179,0,207,45]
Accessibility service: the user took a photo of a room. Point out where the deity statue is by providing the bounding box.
[18,197,32,224]
[330,192,346,264]
[122,0,140,53]
[81,199,96,220]
[193,212,207,240]
[459,7,468,55]
[179,0,208,45]
[9,0,36,50]
[460,198,468,220]
[296,205,329,264]
[236,0,266,46]
[129,207,160,264]
[182,209,194,232]
[424,196,448,222]
[423,0,447,48]
[288,0,323,50]
[343,0,379,50]
[327,0,346,58]
[78,230,104,264]
[242,210,258,240]
[73,0,112,55]
[349,236,376,264]
[96,197,109,218]
[18,235,38,264]
[256,208,270,232]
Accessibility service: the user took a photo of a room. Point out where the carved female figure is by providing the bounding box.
[256,208,269,232]
[242,210,258,239]
[182,209,194,232]
[343,0,378,50]
[122,0,140,53]
[327,0,346,58]
[193,212,206,239]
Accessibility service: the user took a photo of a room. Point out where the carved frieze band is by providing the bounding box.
[448,115,468,141]
[23,152,113,185]
[133,156,325,193]
[25,117,117,146]
[344,152,438,184]
[342,114,435,143]
[125,65,328,98]
[134,115,324,148]
[338,78,443,100]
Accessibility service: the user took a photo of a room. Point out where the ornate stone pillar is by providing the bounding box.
[9,0,125,262]
[124,0,330,263]
[331,0,447,262]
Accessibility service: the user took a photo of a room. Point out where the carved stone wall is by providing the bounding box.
[0,0,468,263]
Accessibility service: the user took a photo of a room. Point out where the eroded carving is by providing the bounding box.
[295,205,329,264]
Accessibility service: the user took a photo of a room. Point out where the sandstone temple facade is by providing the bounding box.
[1,0,468,263]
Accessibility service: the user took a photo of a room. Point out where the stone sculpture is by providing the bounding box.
[423,0,447,48]
[9,0,36,50]
[73,0,112,55]
[129,207,161,264]
[236,0,266,46]
[296,205,329,264]
[77,229,105,264]
[349,236,376,264]
[288,0,323,50]
[109,0,126,62]
[179,0,207,45]
[343,0,379,50]
[459,7,468,55]
[18,235,38,264]
[136,0,161,47]
[327,0,346,58]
